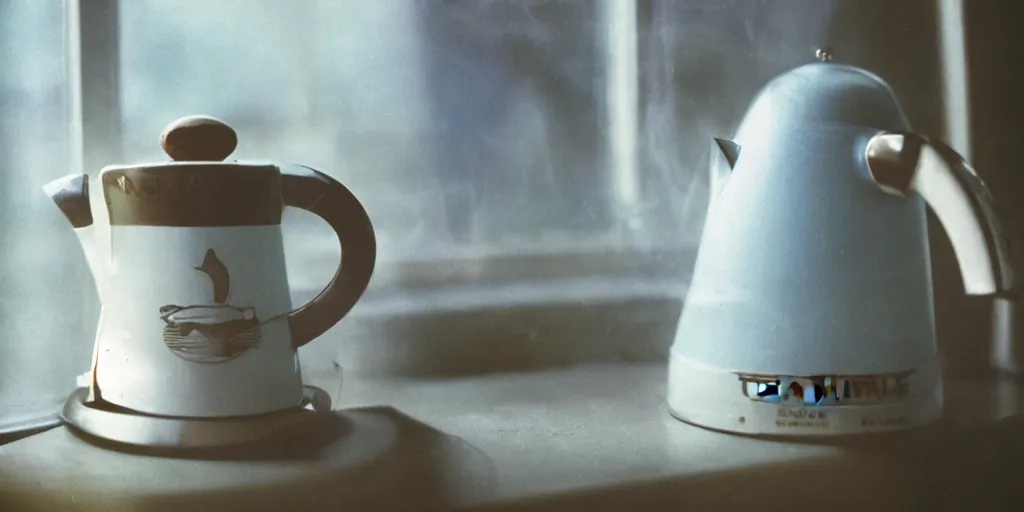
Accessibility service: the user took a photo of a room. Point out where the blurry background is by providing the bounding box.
[1,0,1019,427]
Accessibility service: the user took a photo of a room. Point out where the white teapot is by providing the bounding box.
[44,115,376,418]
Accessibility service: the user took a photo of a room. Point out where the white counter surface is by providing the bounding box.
[1,363,1023,511]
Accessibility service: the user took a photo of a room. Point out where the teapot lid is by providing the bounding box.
[98,116,282,227]
[734,53,911,144]
[159,115,239,162]
[100,115,255,174]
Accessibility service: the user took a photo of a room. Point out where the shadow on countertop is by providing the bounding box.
[0,407,497,512]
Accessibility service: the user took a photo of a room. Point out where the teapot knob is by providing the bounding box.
[160,115,238,162]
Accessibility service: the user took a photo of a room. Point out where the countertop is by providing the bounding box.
[1,363,1023,511]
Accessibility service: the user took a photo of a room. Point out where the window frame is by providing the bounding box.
[66,0,973,297]
[67,0,122,176]
[66,0,692,297]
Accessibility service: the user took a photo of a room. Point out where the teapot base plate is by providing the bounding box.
[60,385,333,450]
[0,413,63,444]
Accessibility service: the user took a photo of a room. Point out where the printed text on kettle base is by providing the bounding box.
[773,409,909,429]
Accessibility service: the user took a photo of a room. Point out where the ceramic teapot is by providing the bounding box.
[44,115,376,418]
[667,63,1016,436]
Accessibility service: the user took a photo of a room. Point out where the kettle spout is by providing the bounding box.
[44,174,104,294]
[866,133,1016,297]
[709,138,741,205]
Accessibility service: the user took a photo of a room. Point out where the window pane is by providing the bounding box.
[117,0,668,292]
[115,0,945,283]
[0,0,949,412]
[0,0,94,430]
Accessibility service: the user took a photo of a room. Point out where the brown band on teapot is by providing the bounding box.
[101,165,284,227]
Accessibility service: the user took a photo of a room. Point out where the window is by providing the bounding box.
[0,0,948,430]
[32,0,948,287]
[0,0,92,430]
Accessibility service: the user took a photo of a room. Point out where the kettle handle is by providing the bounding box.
[866,132,1016,297]
[281,164,376,349]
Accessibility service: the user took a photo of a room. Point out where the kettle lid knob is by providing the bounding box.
[160,115,238,162]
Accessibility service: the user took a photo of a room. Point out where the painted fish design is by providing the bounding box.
[159,249,261,364]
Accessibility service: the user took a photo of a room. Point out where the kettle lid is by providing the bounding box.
[735,61,911,142]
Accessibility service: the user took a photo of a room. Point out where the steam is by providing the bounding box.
[12,0,849,280]
[113,0,845,266]
[638,0,844,238]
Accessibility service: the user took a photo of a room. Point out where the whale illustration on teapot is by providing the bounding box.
[158,248,262,364]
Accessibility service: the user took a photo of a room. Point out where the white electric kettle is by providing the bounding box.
[43,115,376,419]
[668,62,1016,436]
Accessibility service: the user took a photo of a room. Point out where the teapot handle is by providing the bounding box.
[281,165,376,349]
[866,132,1016,297]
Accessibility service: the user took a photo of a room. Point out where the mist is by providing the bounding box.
[1,0,949,427]
[108,0,850,261]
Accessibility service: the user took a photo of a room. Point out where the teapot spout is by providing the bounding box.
[43,174,93,228]
[43,174,104,293]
